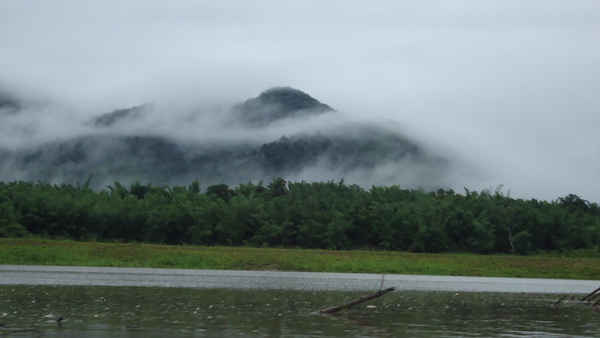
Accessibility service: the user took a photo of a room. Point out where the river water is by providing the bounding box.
[1,265,599,337]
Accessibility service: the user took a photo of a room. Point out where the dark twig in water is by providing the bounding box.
[554,295,568,306]
[318,287,396,315]
[580,286,600,302]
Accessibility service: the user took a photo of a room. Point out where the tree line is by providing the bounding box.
[1,179,599,254]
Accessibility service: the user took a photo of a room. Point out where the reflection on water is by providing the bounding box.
[1,286,599,337]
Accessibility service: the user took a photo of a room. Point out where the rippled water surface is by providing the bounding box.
[1,285,599,337]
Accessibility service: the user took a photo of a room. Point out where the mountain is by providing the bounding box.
[0,87,449,189]
[234,87,333,126]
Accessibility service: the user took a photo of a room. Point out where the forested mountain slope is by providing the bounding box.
[0,87,448,189]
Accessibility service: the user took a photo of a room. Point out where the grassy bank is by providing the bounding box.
[1,238,599,280]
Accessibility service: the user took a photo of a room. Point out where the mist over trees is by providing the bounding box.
[0,87,450,191]
[2,87,598,254]
[0,93,20,115]
[1,179,599,255]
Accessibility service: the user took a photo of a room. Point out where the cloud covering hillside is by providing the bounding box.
[0,1,598,202]
[0,87,450,190]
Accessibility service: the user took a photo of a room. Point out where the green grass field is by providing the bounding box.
[1,238,599,280]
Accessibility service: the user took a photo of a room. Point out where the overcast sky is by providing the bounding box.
[1,1,599,202]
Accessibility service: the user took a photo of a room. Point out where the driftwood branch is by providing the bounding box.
[556,286,600,308]
[318,287,396,314]
[553,295,568,306]
[580,286,600,302]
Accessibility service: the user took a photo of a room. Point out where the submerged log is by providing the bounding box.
[318,287,396,314]
[580,286,600,302]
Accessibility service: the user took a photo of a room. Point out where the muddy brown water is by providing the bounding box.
[1,265,599,337]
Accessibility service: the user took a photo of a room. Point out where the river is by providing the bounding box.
[1,265,599,336]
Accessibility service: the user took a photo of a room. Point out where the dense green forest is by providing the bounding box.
[1,179,599,255]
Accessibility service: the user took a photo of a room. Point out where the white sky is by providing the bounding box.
[1,1,599,202]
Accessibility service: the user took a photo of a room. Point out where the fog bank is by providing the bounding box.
[0,1,598,202]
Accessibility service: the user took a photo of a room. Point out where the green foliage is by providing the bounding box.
[0,200,29,238]
[0,179,599,255]
[206,184,232,202]
[512,230,533,255]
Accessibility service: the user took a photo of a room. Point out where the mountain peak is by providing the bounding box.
[235,87,333,126]
[254,87,331,110]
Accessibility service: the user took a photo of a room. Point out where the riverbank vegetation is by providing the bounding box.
[1,179,599,255]
[1,238,599,279]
